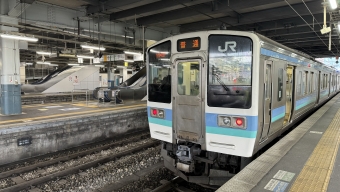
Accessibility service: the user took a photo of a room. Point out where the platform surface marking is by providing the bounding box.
[289,107,340,192]
[0,104,146,125]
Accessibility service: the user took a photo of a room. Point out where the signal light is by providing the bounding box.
[152,109,158,116]
[236,118,243,126]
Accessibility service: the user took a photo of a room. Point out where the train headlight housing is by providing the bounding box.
[158,110,164,118]
[150,108,165,119]
[218,115,246,129]
[223,117,231,126]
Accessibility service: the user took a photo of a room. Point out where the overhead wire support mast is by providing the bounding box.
[284,0,336,56]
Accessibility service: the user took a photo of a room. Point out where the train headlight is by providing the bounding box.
[158,110,164,118]
[223,117,231,126]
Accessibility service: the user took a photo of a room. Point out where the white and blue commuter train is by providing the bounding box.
[147,30,340,185]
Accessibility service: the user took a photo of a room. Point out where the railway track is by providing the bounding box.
[0,130,159,192]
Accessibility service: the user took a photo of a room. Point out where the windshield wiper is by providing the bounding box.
[212,66,229,92]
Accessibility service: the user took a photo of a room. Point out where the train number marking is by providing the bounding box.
[218,41,236,52]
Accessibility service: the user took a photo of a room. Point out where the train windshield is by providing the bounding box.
[208,35,252,109]
[148,41,172,103]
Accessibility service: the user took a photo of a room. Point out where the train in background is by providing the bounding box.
[146,30,340,186]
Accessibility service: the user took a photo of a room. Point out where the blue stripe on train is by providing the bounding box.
[205,113,258,131]
[261,48,309,66]
[205,113,258,138]
[271,106,285,123]
[295,94,317,110]
[147,107,172,121]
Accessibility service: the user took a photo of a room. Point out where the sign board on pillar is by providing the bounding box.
[93,58,100,64]
[78,58,83,63]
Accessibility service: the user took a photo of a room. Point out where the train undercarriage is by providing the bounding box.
[161,141,252,186]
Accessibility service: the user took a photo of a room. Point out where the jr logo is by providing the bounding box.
[218,41,237,52]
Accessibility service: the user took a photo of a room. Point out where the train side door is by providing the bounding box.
[260,61,272,141]
[173,59,203,143]
[283,65,294,125]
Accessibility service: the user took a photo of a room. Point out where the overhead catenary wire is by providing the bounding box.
[284,0,337,56]
[301,0,340,55]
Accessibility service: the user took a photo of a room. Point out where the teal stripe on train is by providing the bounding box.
[206,126,257,138]
[148,117,172,127]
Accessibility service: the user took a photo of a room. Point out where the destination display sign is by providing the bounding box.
[177,37,201,52]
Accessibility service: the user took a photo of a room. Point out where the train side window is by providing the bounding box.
[278,68,283,101]
[297,71,302,96]
[322,74,325,89]
[311,72,314,92]
[302,71,307,95]
[303,71,309,95]
[326,74,329,88]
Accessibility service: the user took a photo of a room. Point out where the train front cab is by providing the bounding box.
[147,31,262,185]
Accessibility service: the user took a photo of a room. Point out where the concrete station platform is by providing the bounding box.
[0,100,148,166]
[218,94,340,192]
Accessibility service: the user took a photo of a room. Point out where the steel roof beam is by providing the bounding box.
[226,13,324,32]
[137,0,286,26]
[87,0,160,15]
[110,0,212,21]
[178,1,322,32]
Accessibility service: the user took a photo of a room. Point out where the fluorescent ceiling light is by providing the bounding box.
[95,65,104,67]
[124,60,134,62]
[117,66,126,68]
[81,45,105,51]
[160,58,170,61]
[68,63,80,66]
[50,64,58,66]
[36,51,53,55]
[77,55,94,59]
[329,0,337,9]
[25,63,33,65]
[124,51,141,55]
[36,61,51,65]
[0,34,38,42]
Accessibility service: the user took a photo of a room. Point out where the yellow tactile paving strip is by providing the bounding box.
[0,104,146,125]
[289,106,340,192]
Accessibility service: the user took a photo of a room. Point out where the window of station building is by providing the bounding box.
[297,71,302,96]
[278,68,283,101]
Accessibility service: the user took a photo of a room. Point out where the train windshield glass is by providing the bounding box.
[208,35,252,109]
[148,41,172,103]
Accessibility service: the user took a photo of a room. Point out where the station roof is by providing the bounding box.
[35,0,338,58]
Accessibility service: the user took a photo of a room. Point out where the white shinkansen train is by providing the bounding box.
[146,30,340,185]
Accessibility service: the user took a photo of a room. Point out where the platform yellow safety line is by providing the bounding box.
[289,108,340,192]
[0,104,146,125]
[22,102,73,108]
